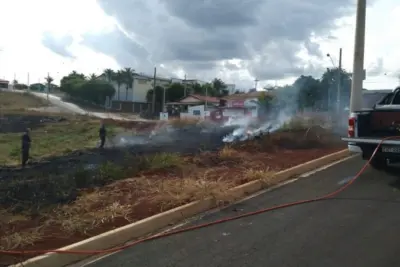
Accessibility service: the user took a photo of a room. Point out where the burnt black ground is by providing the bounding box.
[0,125,238,179]
[0,114,66,133]
[80,156,400,267]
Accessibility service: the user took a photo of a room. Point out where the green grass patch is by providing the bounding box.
[0,118,123,166]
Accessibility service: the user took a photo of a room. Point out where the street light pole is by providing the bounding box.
[337,48,342,113]
[184,74,187,97]
[152,67,156,113]
[46,72,50,101]
[349,0,366,113]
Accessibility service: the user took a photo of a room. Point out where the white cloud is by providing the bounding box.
[0,0,117,83]
[0,0,398,90]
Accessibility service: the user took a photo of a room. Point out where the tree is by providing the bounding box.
[45,75,54,95]
[201,83,215,96]
[89,73,97,80]
[103,68,115,83]
[146,86,164,110]
[257,91,276,113]
[122,67,135,100]
[320,67,352,110]
[79,80,115,104]
[294,75,322,111]
[211,78,229,96]
[146,83,185,110]
[59,71,115,105]
[167,83,185,102]
[114,70,124,101]
[191,83,203,95]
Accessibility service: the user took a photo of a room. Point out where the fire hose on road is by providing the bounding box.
[0,137,396,257]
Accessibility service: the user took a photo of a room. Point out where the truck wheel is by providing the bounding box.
[369,156,388,170]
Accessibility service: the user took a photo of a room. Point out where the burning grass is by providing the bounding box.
[0,124,346,265]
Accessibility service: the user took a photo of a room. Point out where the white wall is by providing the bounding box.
[110,77,171,103]
[226,84,236,95]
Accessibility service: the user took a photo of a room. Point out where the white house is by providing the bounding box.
[99,73,172,112]
[225,84,236,95]
[109,73,171,103]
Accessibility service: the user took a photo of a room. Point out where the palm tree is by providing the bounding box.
[122,67,135,101]
[103,68,115,83]
[89,73,97,80]
[69,71,85,80]
[44,75,54,100]
[114,70,124,101]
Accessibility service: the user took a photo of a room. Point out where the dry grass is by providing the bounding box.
[0,159,276,249]
[218,146,241,159]
[244,168,275,185]
[0,228,44,250]
[0,91,49,112]
[149,173,235,209]
[45,200,133,235]
[280,114,332,132]
[0,209,43,250]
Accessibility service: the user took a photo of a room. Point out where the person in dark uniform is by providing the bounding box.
[99,121,106,148]
[21,128,31,167]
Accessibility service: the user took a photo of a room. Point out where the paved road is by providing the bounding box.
[81,156,400,267]
[4,89,147,121]
[30,92,138,120]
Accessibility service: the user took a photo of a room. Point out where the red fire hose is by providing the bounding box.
[0,137,396,256]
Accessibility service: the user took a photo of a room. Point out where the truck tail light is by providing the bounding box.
[348,117,355,137]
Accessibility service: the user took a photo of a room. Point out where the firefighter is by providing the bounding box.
[99,121,106,148]
[21,128,31,167]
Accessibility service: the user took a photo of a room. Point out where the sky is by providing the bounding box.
[0,0,399,90]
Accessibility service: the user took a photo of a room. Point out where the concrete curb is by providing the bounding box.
[11,149,350,267]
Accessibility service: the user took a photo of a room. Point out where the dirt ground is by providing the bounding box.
[0,128,345,266]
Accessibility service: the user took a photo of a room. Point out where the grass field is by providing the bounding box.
[0,91,122,165]
[0,91,49,111]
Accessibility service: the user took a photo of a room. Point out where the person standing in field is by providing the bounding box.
[99,121,106,148]
[21,128,31,167]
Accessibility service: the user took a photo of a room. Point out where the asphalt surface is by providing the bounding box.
[81,156,400,267]
[5,89,144,121]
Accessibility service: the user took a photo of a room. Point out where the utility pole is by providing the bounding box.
[205,84,208,110]
[27,73,30,92]
[184,74,187,97]
[46,72,50,101]
[151,67,156,113]
[13,73,16,90]
[337,48,342,113]
[162,81,166,112]
[349,0,366,113]
[254,78,259,90]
